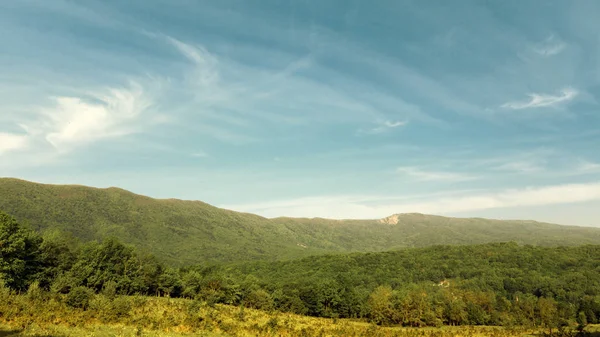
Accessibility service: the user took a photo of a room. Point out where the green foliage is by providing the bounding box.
[244,289,274,311]
[65,286,94,310]
[577,311,588,332]
[197,243,600,326]
[101,280,118,300]
[0,211,42,291]
[368,285,394,326]
[37,232,77,290]
[1,291,566,337]
[110,296,133,318]
[157,267,182,297]
[2,178,600,266]
[68,238,147,294]
[26,281,45,303]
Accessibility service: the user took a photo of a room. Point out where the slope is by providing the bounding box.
[1,177,600,265]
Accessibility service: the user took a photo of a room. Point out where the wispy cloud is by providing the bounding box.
[397,166,475,182]
[159,36,427,143]
[493,160,544,173]
[359,119,409,134]
[575,160,600,174]
[167,37,213,65]
[30,82,153,153]
[501,88,578,110]
[190,151,209,158]
[533,35,566,57]
[165,36,221,91]
[46,85,151,151]
[0,79,160,165]
[384,120,408,128]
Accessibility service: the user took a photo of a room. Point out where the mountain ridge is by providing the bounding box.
[0,178,570,225]
[1,177,599,265]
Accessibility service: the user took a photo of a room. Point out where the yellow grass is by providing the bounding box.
[1,294,594,337]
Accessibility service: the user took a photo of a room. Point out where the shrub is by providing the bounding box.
[26,281,45,303]
[186,298,203,316]
[50,273,78,294]
[0,279,12,298]
[237,305,246,322]
[101,280,118,300]
[110,296,132,318]
[65,286,94,310]
[266,316,279,331]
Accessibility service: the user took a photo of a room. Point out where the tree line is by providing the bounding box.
[1,210,599,331]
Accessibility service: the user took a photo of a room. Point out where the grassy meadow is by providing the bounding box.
[1,290,597,337]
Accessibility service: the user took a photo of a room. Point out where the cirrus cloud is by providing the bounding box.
[501,88,578,110]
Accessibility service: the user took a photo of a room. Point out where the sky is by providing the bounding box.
[1,0,599,226]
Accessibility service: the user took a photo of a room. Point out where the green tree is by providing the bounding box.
[538,297,559,334]
[445,295,468,326]
[368,285,395,326]
[244,288,274,311]
[0,211,42,291]
[181,270,203,298]
[37,232,77,290]
[69,238,147,294]
[158,267,182,297]
[577,311,588,334]
[273,287,309,315]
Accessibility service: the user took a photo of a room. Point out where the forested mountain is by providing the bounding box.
[1,177,600,265]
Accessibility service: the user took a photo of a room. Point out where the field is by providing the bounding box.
[0,324,544,337]
[1,292,597,337]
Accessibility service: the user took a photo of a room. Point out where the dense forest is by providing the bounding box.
[2,210,599,334]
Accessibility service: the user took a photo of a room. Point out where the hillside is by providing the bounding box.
[1,177,600,265]
[202,242,600,322]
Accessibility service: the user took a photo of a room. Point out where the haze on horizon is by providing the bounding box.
[0,0,599,227]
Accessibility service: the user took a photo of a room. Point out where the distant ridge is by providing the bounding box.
[1,177,600,265]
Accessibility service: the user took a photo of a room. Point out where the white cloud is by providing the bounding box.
[501,88,578,110]
[0,80,156,161]
[359,119,409,134]
[225,181,600,220]
[384,120,408,128]
[35,82,152,152]
[167,37,211,65]
[0,132,29,155]
[397,166,474,182]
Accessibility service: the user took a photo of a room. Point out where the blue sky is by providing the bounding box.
[1,0,599,226]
